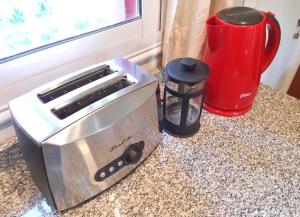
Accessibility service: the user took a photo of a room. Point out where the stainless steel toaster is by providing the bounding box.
[9,58,161,211]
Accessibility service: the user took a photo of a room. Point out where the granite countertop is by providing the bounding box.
[0,84,300,217]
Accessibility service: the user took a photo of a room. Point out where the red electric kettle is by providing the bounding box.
[203,7,280,116]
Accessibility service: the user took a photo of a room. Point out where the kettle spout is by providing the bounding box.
[206,15,225,26]
[205,16,226,52]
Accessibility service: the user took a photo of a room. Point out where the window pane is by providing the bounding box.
[0,0,140,61]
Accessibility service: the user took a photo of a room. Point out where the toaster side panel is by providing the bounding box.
[12,118,56,208]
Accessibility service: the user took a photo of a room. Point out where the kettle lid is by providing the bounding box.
[165,57,210,84]
[217,7,263,25]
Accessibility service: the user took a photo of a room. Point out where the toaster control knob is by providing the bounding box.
[123,142,144,165]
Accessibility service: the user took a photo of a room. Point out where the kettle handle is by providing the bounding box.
[262,12,281,73]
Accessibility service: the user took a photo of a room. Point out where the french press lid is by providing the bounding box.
[166,58,210,84]
[217,7,263,25]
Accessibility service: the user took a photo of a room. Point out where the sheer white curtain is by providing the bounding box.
[162,0,243,66]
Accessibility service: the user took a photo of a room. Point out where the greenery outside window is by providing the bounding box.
[0,0,140,63]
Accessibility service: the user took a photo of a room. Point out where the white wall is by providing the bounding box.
[244,0,300,93]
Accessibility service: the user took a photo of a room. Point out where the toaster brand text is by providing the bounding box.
[110,135,133,152]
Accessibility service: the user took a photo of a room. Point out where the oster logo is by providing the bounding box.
[240,92,252,98]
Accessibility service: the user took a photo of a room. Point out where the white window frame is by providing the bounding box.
[0,0,163,107]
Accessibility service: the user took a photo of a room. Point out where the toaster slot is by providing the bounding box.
[52,78,133,119]
[38,66,113,103]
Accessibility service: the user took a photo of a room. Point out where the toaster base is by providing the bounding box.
[61,140,160,212]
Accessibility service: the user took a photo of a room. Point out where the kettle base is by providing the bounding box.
[203,103,252,117]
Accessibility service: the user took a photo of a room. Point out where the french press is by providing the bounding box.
[163,57,210,137]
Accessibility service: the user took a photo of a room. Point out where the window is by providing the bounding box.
[0,0,141,63]
[0,0,162,107]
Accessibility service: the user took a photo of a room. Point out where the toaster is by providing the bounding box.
[9,58,161,211]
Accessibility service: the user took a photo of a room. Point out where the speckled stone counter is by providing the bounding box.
[0,84,299,217]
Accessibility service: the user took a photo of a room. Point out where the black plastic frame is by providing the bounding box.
[163,84,205,137]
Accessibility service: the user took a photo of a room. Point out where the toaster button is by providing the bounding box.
[109,166,115,173]
[117,160,123,167]
[100,172,106,178]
